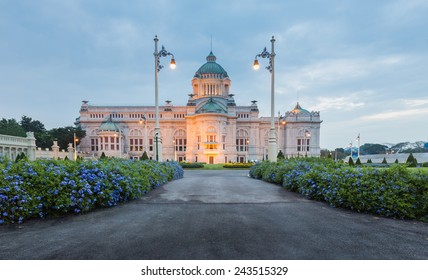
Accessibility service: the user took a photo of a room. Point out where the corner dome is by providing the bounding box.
[194,51,229,78]
[99,117,120,132]
[291,102,310,114]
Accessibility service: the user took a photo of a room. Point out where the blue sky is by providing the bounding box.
[0,0,427,149]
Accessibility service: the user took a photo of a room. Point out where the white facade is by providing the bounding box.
[76,52,322,162]
[0,132,36,161]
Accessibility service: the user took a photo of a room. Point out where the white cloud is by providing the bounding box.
[279,55,406,96]
[310,91,372,112]
[361,107,428,121]
[400,98,428,107]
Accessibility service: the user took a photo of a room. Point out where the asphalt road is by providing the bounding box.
[0,170,427,259]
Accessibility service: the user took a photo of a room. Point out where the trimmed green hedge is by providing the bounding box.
[250,158,428,220]
[223,163,254,168]
[0,158,183,224]
[179,162,204,168]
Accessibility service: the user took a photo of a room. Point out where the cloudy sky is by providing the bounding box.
[1,0,427,149]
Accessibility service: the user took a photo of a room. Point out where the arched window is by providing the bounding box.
[206,126,217,150]
[297,129,311,153]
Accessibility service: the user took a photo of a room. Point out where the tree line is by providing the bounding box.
[0,116,86,150]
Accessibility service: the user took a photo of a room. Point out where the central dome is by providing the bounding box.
[194,51,228,78]
[195,97,227,114]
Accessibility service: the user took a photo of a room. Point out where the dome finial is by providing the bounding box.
[206,51,216,62]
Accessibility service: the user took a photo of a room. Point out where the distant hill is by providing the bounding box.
[390,141,427,153]
[345,142,428,155]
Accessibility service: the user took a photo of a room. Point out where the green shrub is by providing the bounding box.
[382,157,388,164]
[0,158,183,224]
[223,163,254,168]
[367,159,372,164]
[355,158,361,165]
[141,151,149,160]
[179,162,204,168]
[406,153,418,167]
[348,157,354,166]
[249,158,428,220]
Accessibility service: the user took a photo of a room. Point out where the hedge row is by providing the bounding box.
[179,162,204,168]
[223,163,254,168]
[249,158,428,220]
[0,158,183,224]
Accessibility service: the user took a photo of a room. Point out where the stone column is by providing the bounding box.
[26,132,37,161]
[67,143,74,160]
[52,141,59,160]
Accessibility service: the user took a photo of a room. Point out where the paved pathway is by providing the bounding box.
[0,170,427,259]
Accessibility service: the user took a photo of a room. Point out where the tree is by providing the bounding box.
[356,158,361,165]
[0,118,26,137]
[277,150,285,160]
[49,126,86,150]
[141,151,149,160]
[382,157,388,164]
[100,152,107,159]
[394,159,399,164]
[20,116,45,133]
[320,149,330,157]
[367,159,372,164]
[333,148,347,160]
[360,143,389,155]
[406,153,417,167]
[348,157,354,166]
[20,116,51,148]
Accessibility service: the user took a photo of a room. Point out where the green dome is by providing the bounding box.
[99,117,120,132]
[194,52,228,78]
[196,98,227,114]
[291,102,310,114]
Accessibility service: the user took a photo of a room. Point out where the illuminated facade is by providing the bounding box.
[76,52,322,162]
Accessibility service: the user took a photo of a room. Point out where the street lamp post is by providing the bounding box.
[139,116,148,157]
[73,133,78,160]
[246,139,249,163]
[173,138,177,161]
[356,133,360,159]
[154,35,175,161]
[253,36,277,162]
[277,111,280,151]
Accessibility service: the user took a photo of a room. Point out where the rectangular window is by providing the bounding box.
[91,138,99,151]
[129,138,143,152]
[149,138,153,152]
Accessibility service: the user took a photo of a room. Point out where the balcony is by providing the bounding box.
[203,148,219,155]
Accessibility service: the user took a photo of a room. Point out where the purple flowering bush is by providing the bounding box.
[0,158,183,224]
[250,158,428,220]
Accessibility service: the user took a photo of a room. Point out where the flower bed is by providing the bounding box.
[0,158,183,224]
[249,158,428,220]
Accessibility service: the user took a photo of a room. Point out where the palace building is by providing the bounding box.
[76,51,322,163]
